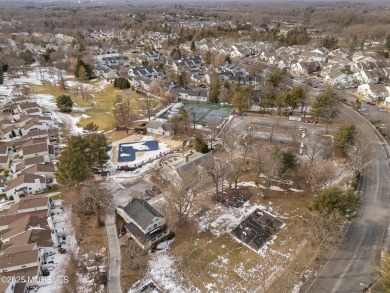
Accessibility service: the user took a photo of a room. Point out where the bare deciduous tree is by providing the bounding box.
[113,95,135,134]
[305,160,337,192]
[58,250,81,293]
[306,134,323,164]
[164,182,198,228]
[137,93,155,121]
[74,182,111,227]
[347,137,373,174]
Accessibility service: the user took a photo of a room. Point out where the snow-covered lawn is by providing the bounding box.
[130,184,295,293]
[34,93,84,134]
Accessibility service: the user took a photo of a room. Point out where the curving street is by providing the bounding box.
[303,100,390,292]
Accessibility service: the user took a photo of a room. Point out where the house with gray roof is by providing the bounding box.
[116,198,169,250]
[160,151,215,189]
[147,119,173,137]
[169,87,209,102]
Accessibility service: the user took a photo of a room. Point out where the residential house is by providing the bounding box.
[95,65,117,80]
[231,44,252,58]
[323,70,354,86]
[21,143,54,160]
[354,70,380,84]
[0,248,43,274]
[299,51,328,62]
[169,87,209,102]
[172,56,202,72]
[330,48,352,59]
[7,195,51,216]
[160,151,214,188]
[144,51,161,64]
[146,120,173,136]
[117,198,169,250]
[129,76,157,91]
[128,66,160,79]
[4,174,47,201]
[24,130,49,140]
[312,47,329,55]
[291,61,321,74]
[0,145,9,169]
[357,83,390,100]
[22,163,56,181]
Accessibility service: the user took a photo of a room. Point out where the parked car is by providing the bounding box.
[378,108,386,112]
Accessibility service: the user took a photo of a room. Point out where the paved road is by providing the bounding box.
[106,180,153,293]
[302,100,390,292]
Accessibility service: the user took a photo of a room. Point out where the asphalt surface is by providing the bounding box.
[302,99,390,292]
[106,180,153,293]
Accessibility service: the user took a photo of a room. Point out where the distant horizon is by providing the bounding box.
[0,0,389,4]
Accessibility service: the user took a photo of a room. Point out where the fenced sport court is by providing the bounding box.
[157,101,234,127]
[231,209,284,252]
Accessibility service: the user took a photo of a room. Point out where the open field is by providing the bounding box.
[31,82,158,131]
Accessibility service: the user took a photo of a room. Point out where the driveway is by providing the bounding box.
[106,180,153,293]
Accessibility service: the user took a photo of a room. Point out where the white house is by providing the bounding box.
[323,70,353,86]
[169,87,209,102]
[354,70,380,84]
[357,84,390,100]
[4,174,47,201]
[146,120,173,136]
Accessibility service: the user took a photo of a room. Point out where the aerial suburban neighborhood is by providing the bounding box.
[0,0,390,293]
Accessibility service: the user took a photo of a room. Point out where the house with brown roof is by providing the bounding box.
[14,137,48,150]
[16,102,41,114]
[0,125,21,140]
[22,163,56,180]
[0,155,10,170]
[22,120,48,136]
[24,129,49,140]
[20,142,54,160]
[4,174,46,201]
[0,248,43,275]
[0,145,9,157]
[8,195,50,215]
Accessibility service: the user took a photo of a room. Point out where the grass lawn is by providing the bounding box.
[31,81,157,131]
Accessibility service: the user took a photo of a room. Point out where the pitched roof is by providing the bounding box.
[0,249,39,270]
[11,195,48,213]
[22,142,48,156]
[0,156,9,164]
[25,129,48,139]
[4,174,45,192]
[3,243,37,255]
[118,198,163,230]
[24,155,46,166]
[22,163,56,175]
[147,119,166,130]
[18,102,40,111]
[0,145,8,155]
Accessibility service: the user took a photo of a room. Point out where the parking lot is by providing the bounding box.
[224,115,334,158]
